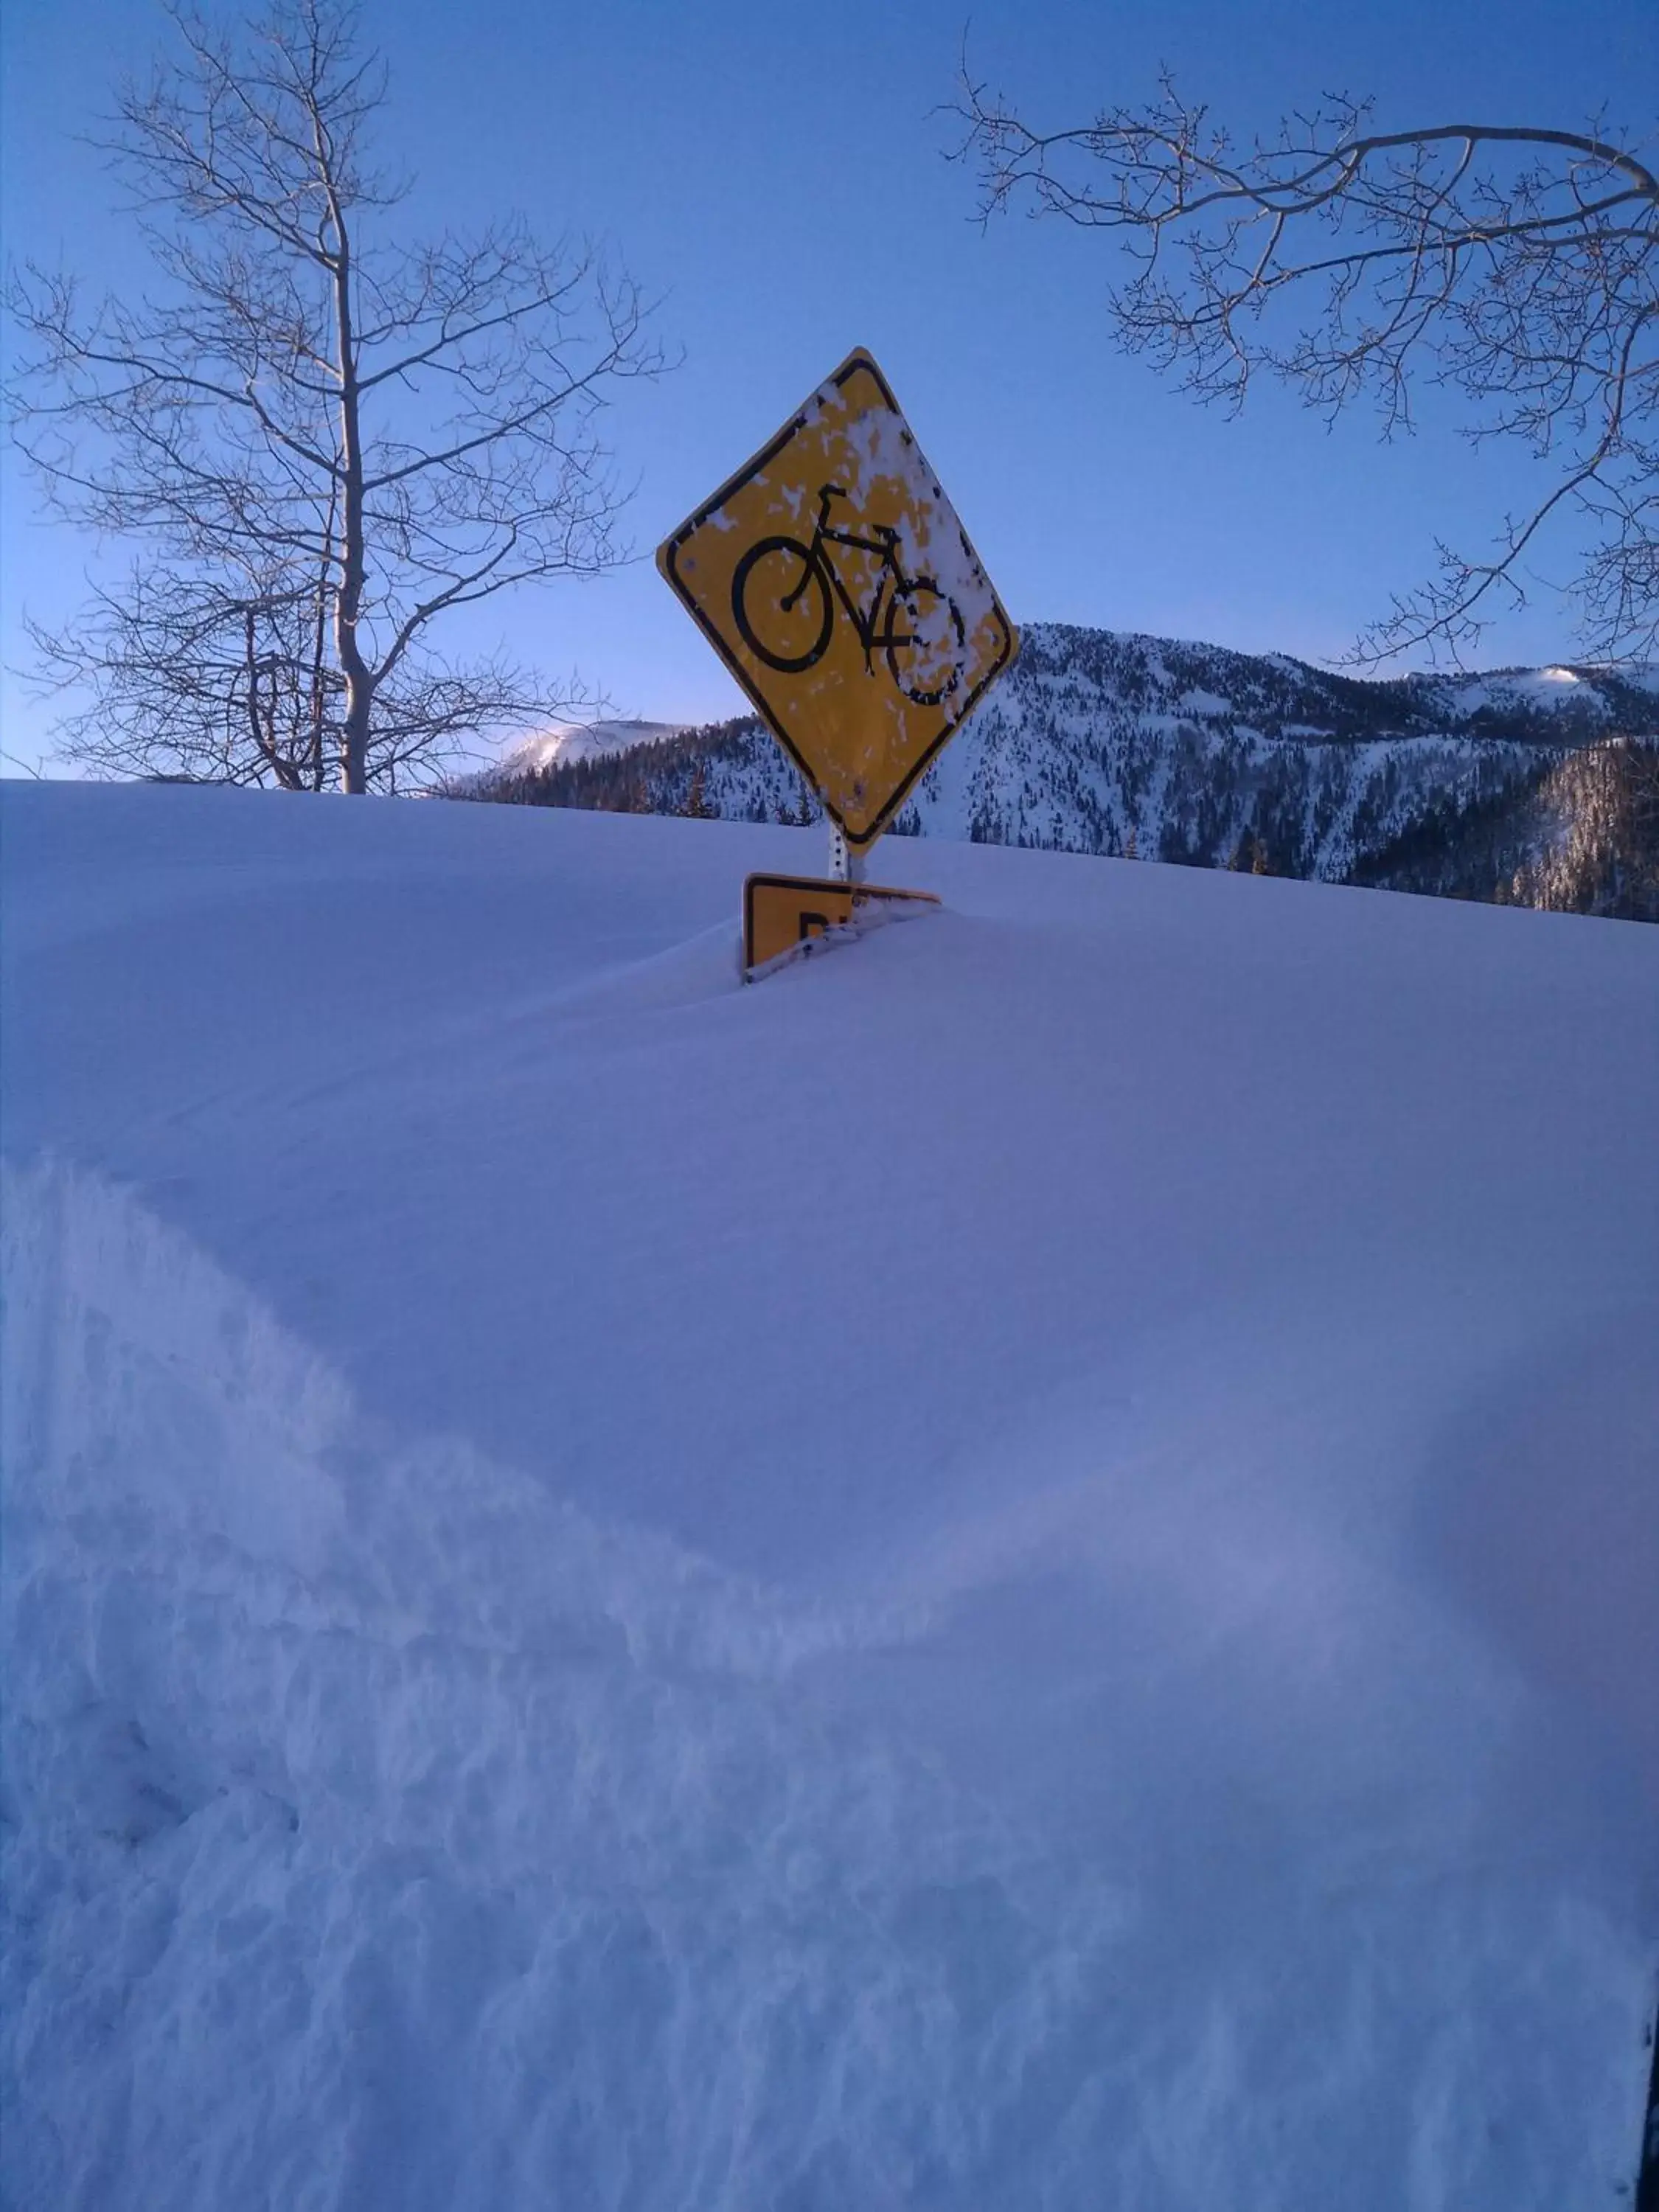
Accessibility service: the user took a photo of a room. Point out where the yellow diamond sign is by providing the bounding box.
[658,349,1018,849]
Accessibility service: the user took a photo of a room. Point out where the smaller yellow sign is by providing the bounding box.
[742,874,940,977]
[661,350,1018,850]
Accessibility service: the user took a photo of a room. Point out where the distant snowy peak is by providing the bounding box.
[1415,663,1651,729]
[1010,625,1659,740]
[500,718,686,774]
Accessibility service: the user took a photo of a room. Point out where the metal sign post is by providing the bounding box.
[827,822,865,885]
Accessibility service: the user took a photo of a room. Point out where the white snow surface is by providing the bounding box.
[3,782,1657,2211]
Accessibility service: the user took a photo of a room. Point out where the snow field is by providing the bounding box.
[2,782,1657,2208]
[0,1161,1143,2210]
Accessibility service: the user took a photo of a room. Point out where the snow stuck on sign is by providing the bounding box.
[658,351,1015,845]
[2,781,1656,2211]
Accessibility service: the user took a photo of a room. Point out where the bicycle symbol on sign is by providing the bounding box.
[731,484,968,708]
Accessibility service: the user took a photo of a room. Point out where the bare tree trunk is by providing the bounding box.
[310,480,338,792]
[243,605,302,790]
[330,215,372,794]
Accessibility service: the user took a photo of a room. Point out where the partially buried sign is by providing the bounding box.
[742,874,940,975]
[658,349,1018,850]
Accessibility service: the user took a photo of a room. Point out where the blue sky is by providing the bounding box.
[3,0,1655,766]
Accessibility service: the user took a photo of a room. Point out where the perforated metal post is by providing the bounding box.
[827,822,866,884]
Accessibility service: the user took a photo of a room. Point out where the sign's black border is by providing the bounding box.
[659,348,1018,851]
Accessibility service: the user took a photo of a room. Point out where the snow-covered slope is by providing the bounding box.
[508,626,1659,902]
[3,782,1657,2211]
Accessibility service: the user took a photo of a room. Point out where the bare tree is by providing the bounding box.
[7,0,664,791]
[957,75,1658,666]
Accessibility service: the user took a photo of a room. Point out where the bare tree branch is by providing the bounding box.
[954,71,1658,664]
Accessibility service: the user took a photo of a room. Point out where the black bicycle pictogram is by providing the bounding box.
[731,484,967,707]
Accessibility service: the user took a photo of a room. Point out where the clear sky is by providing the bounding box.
[3,0,1655,768]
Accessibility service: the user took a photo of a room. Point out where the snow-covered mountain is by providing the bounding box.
[484,716,684,777]
[481,626,1659,915]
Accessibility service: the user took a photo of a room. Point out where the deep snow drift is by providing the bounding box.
[2,782,1656,2210]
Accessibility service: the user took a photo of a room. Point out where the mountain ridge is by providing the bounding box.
[465,625,1659,918]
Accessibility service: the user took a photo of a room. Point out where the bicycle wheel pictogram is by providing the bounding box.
[731,536,835,674]
[885,583,967,706]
